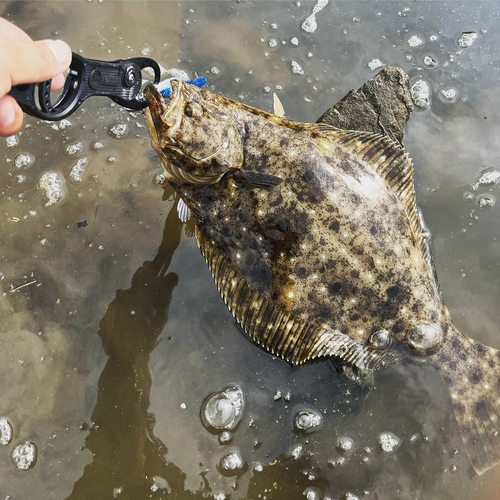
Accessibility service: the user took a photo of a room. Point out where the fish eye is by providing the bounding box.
[184,104,194,117]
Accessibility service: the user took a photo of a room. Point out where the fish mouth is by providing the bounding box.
[144,81,226,185]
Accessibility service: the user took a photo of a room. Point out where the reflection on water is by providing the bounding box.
[0,1,500,499]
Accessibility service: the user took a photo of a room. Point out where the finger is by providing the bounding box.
[0,37,71,90]
[0,17,33,43]
[51,73,66,91]
[0,95,23,137]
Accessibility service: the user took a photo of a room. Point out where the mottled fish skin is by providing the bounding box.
[144,81,500,475]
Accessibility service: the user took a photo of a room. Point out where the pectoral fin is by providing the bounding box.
[232,170,282,190]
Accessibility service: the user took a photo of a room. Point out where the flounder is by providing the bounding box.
[144,80,500,475]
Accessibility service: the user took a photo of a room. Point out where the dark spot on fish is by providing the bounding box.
[431,311,438,321]
[269,194,283,208]
[452,339,461,350]
[329,220,340,232]
[352,245,364,256]
[297,267,306,277]
[475,400,487,414]
[276,219,290,232]
[330,282,341,294]
[303,170,315,182]
[497,376,500,389]
[386,286,399,298]
[477,344,486,356]
[351,313,361,321]
[222,227,230,237]
[412,301,422,313]
[471,371,483,385]
[280,139,288,147]
[352,194,360,206]
[370,225,378,235]
[442,375,453,385]
[350,270,360,279]
[459,352,467,361]
[202,124,209,135]
[454,402,465,414]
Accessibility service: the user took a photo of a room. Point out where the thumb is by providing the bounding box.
[0,38,71,92]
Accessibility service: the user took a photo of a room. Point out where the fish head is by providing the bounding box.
[144,81,244,184]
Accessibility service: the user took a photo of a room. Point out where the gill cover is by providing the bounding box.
[144,81,244,184]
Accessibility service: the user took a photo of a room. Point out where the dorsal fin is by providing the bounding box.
[308,125,422,251]
[195,227,401,370]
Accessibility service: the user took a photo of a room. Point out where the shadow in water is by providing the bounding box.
[67,187,210,499]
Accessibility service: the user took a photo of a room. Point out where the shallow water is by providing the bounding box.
[1,1,500,499]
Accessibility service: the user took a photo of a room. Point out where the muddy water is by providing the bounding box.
[0,1,500,499]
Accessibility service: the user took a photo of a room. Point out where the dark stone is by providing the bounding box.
[316,66,413,146]
[386,286,399,298]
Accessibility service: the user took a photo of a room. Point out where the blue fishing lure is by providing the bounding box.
[157,76,207,99]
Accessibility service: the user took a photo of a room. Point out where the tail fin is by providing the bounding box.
[436,326,500,474]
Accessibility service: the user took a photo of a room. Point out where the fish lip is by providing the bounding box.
[143,79,185,125]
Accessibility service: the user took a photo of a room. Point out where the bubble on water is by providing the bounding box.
[370,329,389,349]
[263,85,272,93]
[268,38,278,48]
[440,88,458,102]
[219,431,232,444]
[274,390,282,401]
[39,172,65,206]
[155,173,167,185]
[407,35,423,48]
[367,58,385,71]
[423,55,438,68]
[463,191,474,202]
[269,23,278,31]
[291,37,299,46]
[220,451,245,473]
[407,323,442,351]
[291,61,304,75]
[151,476,170,492]
[476,194,495,209]
[69,158,89,182]
[291,444,303,459]
[17,174,26,183]
[301,0,328,33]
[5,135,19,148]
[113,486,123,497]
[140,46,151,56]
[410,79,430,109]
[304,487,321,500]
[253,462,263,472]
[201,386,244,431]
[429,34,438,42]
[93,141,104,150]
[471,168,500,191]
[284,391,292,402]
[294,409,322,431]
[66,141,83,155]
[0,418,13,445]
[107,156,117,163]
[343,493,360,500]
[337,436,354,454]
[14,153,34,169]
[12,441,37,470]
[109,123,128,139]
[210,65,223,78]
[378,432,400,453]
[458,31,477,48]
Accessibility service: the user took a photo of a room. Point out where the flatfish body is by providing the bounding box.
[144,81,500,475]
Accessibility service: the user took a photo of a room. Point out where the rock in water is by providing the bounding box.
[317,66,414,146]
[144,79,500,475]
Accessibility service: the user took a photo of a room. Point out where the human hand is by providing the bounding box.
[0,17,72,137]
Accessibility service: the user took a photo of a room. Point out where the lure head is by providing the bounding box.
[144,81,244,184]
